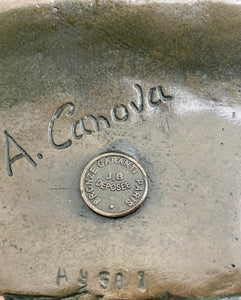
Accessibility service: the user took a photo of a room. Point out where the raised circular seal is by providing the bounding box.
[80,152,148,217]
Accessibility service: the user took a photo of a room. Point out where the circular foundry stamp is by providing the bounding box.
[80,152,148,217]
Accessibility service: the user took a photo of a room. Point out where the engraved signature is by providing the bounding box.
[2,84,172,177]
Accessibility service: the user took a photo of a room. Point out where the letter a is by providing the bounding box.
[56,267,68,286]
[3,130,37,176]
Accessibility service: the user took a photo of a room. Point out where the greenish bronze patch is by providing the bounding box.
[0,2,241,108]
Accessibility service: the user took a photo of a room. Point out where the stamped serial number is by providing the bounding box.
[56,267,146,294]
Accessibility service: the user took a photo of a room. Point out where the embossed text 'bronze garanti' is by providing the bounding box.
[80,152,148,217]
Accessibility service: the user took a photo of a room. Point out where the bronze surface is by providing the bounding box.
[1,0,241,299]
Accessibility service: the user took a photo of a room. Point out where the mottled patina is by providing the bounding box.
[1,1,241,299]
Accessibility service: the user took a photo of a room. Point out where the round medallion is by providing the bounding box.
[80,152,148,217]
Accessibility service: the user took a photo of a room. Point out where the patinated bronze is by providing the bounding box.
[1,0,241,299]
